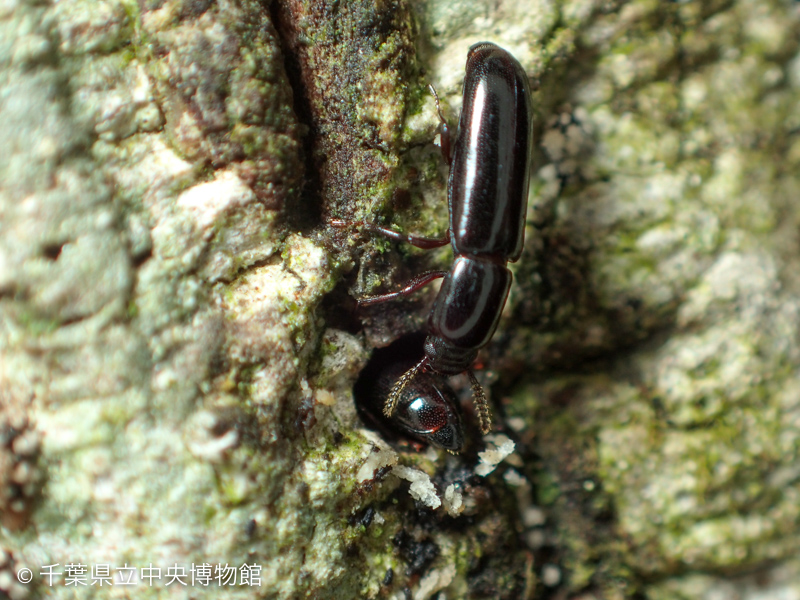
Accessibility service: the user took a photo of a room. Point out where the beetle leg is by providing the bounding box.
[383,356,428,418]
[357,270,447,307]
[467,370,492,434]
[330,220,450,250]
[428,84,452,164]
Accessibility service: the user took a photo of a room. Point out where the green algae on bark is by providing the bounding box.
[3,0,800,598]
[498,0,800,596]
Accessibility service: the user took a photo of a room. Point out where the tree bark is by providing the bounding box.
[1,0,800,598]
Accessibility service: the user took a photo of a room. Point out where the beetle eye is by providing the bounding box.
[428,424,461,451]
[395,392,464,452]
[399,396,450,434]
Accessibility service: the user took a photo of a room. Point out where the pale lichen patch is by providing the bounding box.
[177,172,257,234]
[357,442,398,483]
[443,484,463,516]
[474,434,516,477]
[414,563,456,600]
[392,465,441,509]
[185,410,239,463]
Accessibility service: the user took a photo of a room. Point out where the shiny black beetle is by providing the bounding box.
[340,42,533,443]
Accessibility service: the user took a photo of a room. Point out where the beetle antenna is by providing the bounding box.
[384,356,428,418]
[467,370,492,434]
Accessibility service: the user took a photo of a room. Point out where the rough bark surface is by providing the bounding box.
[1,0,800,598]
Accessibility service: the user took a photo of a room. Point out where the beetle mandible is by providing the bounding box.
[338,42,533,436]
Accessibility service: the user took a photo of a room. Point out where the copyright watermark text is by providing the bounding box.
[14,562,262,587]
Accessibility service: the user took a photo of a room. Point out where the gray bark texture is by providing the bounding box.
[1,0,800,598]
